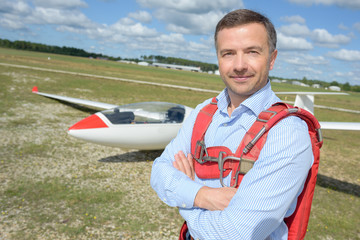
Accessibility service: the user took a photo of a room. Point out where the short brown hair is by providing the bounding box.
[214,9,277,53]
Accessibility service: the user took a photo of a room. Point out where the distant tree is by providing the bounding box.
[330,81,339,86]
[343,82,351,91]
[351,85,360,92]
[302,77,308,85]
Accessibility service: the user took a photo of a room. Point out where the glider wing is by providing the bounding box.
[32,86,117,110]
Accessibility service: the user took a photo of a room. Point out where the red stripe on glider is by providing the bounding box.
[69,114,108,130]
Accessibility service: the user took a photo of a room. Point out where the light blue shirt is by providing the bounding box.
[150,82,313,240]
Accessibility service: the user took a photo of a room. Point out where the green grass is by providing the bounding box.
[0,48,359,239]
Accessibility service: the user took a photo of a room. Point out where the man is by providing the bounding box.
[151,9,313,239]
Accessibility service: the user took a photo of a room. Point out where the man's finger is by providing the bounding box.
[178,151,193,179]
[187,153,195,180]
[174,152,185,173]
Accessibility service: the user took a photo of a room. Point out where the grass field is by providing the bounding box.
[0,48,359,239]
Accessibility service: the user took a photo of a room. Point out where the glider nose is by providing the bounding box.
[69,114,108,130]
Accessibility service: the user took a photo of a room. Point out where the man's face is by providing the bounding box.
[216,23,277,105]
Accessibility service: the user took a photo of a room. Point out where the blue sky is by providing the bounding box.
[1,0,360,85]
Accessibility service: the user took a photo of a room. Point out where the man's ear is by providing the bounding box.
[269,49,278,70]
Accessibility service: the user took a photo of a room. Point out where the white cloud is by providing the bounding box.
[278,23,311,37]
[136,0,242,35]
[0,0,94,30]
[84,18,158,41]
[0,0,32,30]
[136,0,243,13]
[303,54,329,64]
[298,66,323,75]
[311,29,351,48]
[29,7,94,29]
[287,0,360,9]
[283,54,328,66]
[327,49,360,61]
[332,71,360,85]
[338,23,349,31]
[0,0,32,14]
[334,71,355,77]
[156,9,225,35]
[33,0,88,9]
[128,11,152,23]
[354,22,360,33]
[0,17,26,30]
[277,33,313,50]
[281,15,306,24]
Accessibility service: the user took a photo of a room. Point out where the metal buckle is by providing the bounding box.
[219,154,242,188]
[257,110,277,122]
[193,141,220,164]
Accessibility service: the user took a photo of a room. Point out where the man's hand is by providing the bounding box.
[173,151,237,211]
[194,186,237,211]
[173,151,195,180]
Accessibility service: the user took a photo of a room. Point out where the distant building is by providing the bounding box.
[118,60,136,64]
[292,81,309,87]
[152,63,201,72]
[329,86,341,91]
[271,79,281,83]
[214,70,220,75]
[138,62,149,66]
[312,84,321,88]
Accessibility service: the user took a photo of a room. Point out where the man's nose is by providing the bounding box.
[233,54,248,72]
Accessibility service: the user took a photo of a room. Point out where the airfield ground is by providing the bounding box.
[0,48,359,239]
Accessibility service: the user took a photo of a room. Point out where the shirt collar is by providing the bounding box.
[216,80,278,117]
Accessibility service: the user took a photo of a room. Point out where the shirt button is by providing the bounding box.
[182,203,186,208]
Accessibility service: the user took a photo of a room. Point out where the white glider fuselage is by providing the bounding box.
[67,102,193,150]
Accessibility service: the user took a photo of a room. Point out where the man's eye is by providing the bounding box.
[223,52,233,57]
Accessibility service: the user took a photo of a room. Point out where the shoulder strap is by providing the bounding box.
[232,102,323,240]
[191,97,218,158]
[235,102,322,156]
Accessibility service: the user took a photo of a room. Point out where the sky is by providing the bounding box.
[1,0,360,85]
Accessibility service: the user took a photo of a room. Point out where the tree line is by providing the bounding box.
[271,76,360,92]
[0,38,217,72]
[141,55,218,72]
[0,38,121,61]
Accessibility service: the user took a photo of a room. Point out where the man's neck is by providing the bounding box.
[226,93,247,117]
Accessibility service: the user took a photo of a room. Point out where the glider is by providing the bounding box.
[32,86,193,150]
[32,86,360,150]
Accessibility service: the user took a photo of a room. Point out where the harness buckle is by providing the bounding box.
[193,141,219,164]
[257,110,277,122]
[218,154,242,188]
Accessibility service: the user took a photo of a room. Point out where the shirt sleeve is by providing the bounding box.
[179,116,314,240]
[150,100,209,208]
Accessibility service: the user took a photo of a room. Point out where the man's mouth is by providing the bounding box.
[231,74,253,81]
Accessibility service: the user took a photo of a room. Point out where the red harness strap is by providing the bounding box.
[180,99,323,240]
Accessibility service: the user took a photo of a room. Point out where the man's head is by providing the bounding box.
[215,9,277,54]
[215,9,278,107]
